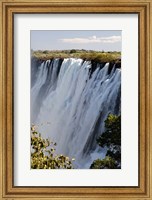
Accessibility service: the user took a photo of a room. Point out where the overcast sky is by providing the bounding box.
[31,30,121,52]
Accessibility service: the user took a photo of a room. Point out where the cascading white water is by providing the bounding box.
[31,58,121,168]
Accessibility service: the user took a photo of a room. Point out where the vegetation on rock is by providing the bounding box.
[90,156,117,169]
[31,49,121,63]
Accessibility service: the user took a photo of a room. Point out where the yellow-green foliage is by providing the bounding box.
[32,49,121,63]
[31,125,74,169]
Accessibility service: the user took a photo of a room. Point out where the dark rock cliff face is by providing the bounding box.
[108,61,121,74]
[31,57,43,87]
[32,57,121,82]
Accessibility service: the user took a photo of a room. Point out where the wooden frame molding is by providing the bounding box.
[0,0,152,199]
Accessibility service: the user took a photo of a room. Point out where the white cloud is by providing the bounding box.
[60,35,121,44]
[91,35,97,39]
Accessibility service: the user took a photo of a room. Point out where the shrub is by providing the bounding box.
[90,156,117,169]
[31,125,74,169]
[43,50,49,54]
[70,49,77,54]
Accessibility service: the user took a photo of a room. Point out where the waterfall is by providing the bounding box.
[31,57,121,168]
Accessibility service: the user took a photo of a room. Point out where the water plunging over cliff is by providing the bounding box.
[31,58,121,168]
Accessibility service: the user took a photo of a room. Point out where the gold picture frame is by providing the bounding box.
[0,0,152,199]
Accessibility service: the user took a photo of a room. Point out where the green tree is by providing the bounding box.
[31,125,74,169]
[90,114,121,169]
[70,49,77,54]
